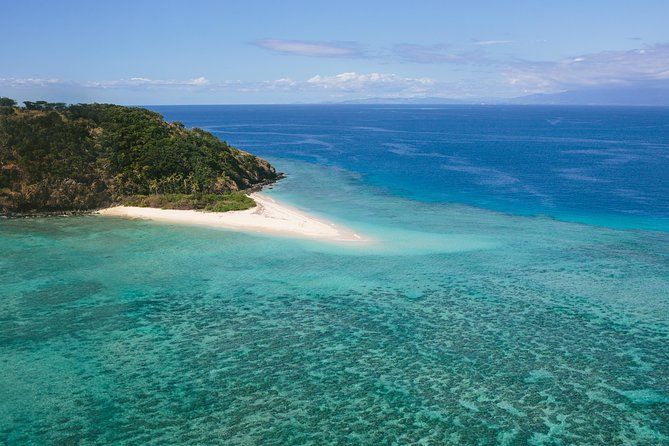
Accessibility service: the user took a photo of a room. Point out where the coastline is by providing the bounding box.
[96,192,368,243]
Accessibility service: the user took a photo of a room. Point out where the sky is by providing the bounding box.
[1,0,669,104]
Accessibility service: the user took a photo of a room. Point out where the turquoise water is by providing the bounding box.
[2,106,669,444]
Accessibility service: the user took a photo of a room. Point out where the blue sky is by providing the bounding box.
[2,0,668,104]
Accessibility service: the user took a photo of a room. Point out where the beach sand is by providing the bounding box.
[97,193,366,242]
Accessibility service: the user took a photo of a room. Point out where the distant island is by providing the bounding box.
[329,82,669,106]
[0,98,281,216]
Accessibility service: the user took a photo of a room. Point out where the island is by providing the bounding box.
[0,98,280,214]
[0,98,365,242]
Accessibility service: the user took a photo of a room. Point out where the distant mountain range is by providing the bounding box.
[335,97,468,105]
[332,83,669,106]
[507,84,669,106]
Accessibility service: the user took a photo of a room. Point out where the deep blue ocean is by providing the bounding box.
[1,105,668,444]
[154,105,669,231]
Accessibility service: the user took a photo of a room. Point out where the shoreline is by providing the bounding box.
[96,193,368,243]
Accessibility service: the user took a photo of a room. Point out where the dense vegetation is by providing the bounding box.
[122,192,256,212]
[0,99,280,214]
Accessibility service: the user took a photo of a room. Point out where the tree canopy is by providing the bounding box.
[0,97,17,107]
[23,101,67,111]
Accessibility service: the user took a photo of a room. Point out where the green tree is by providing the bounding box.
[23,101,66,111]
[0,97,17,107]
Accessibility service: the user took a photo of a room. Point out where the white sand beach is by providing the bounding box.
[97,193,367,242]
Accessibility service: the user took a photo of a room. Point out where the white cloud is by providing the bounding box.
[254,39,496,64]
[0,77,62,87]
[254,39,363,57]
[88,76,210,88]
[263,77,298,89]
[305,72,434,93]
[186,76,209,86]
[473,40,513,46]
[505,43,669,92]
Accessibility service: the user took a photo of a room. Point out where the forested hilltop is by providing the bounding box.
[0,98,281,215]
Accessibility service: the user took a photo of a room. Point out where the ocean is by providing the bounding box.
[1,105,668,444]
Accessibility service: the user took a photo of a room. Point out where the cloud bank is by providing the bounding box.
[3,43,668,102]
[305,72,434,93]
[505,43,669,92]
[0,72,442,102]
